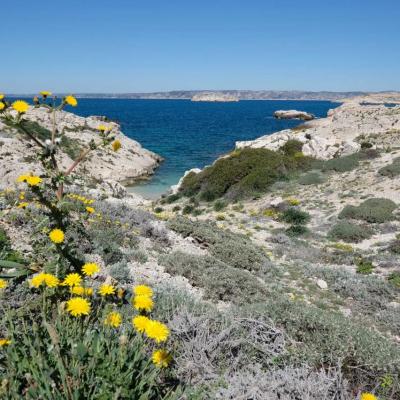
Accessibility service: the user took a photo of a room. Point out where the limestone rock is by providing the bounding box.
[274,110,314,120]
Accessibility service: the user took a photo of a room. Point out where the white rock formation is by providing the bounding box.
[0,106,162,186]
[237,99,400,159]
[274,110,314,120]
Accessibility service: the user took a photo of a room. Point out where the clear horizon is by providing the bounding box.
[2,0,400,93]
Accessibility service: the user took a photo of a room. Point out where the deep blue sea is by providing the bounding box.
[12,98,339,198]
[72,99,339,198]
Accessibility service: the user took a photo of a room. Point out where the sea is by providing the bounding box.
[13,98,340,199]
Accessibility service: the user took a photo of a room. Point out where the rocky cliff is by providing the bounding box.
[0,106,162,187]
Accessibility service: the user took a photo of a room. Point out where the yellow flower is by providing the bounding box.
[17,202,29,209]
[112,140,121,152]
[49,228,65,244]
[360,394,378,400]
[85,206,95,214]
[12,100,29,113]
[132,315,150,333]
[62,273,82,287]
[104,311,122,328]
[40,91,52,97]
[133,295,154,312]
[30,272,46,288]
[16,175,28,183]
[0,94,4,100]
[144,320,169,343]
[152,349,172,368]
[66,297,91,317]
[133,285,153,297]
[82,262,99,276]
[85,287,94,296]
[98,284,116,296]
[0,279,7,289]
[97,125,109,132]
[43,273,59,288]
[70,286,85,296]
[19,191,25,200]
[0,102,4,111]
[64,95,77,107]
[0,339,11,347]
[26,176,42,186]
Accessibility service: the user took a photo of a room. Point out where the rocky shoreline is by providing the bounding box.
[0,106,162,188]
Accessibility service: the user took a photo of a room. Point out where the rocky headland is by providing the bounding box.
[0,106,162,188]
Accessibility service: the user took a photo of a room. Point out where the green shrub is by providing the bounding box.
[279,208,310,225]
[280,139,303,156]
[165,193,180,203]
[298,171,325,185]
[159,252,268,303]
[356,259,374,275]
[154,207,163,213]
[172,205,181,212]
[389,239,400,254]
[179,147,314,201]
[246,300,400,383]
[182,204,195,215]
[286,225,309,236]
[167,217,269,272]
[328,221,373,243]
[388,272,400,288]
[339,198,397,223]
[213,200,226,211]
[319,153,360,172]
[379,157,400,177]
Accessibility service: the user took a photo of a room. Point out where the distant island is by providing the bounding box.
[191,92,239,102]
[9,90,395,101]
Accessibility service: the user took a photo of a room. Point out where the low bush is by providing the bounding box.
[388,272,400,288]
[279,208,310,225]
[179,147,314,201]
[182,204,195,215]
[328,221,373,243]
[159,252,268,303]
[379,157,400,177]
[389,239,400,254]
[279,139,303,156]
[318,153,361,172]
[339,198,397,223]
[167,217,269,272]
[286,225,309,237]
[213,200,226,211]
[356,258,375,275]
[298,171,325,185]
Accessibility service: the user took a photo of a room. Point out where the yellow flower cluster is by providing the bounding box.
[97,125,110,133]
[70,286,93,296]
[17,174,42,186]
[66,193,94,205]
[30,273,59,288]
[0,279,7,289]
[130,285,171,366]
[0,102,5,111]
[286,197,300,206]
[40,91,52,98]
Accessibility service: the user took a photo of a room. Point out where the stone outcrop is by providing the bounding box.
[0,106,162,186]
[237,97,400,159]
[191,92,239,102]
[273,110,314,120]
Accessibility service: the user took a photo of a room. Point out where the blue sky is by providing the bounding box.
[1,0,399,93]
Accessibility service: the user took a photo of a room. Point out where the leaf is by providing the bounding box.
[0,259,26,269]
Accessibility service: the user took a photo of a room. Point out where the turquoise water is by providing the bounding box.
[71,99,338,199]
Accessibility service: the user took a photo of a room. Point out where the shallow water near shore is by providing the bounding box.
[72,99,339,199]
